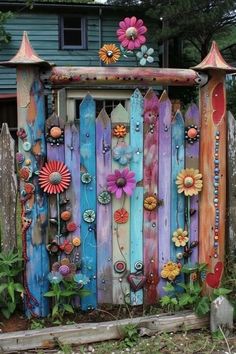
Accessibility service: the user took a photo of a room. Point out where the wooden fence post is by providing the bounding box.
[193,42,236,289]
[0,32,51,317]
[0,123,17,252]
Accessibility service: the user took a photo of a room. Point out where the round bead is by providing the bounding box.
[114,261,126,274]
[22,141,32,152]
[50,126,62,139]
[187,127,198,139]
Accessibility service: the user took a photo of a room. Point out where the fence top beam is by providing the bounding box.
[46,66,208,87]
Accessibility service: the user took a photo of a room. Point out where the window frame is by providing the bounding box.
[59,15,87,50]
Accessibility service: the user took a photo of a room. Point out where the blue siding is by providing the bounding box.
[0,12,159,93]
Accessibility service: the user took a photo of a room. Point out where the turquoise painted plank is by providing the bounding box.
[79,94,97,311]
[20,77,49,317]
[158,91,172,296]
[96,108,112,304]
[130,89,144,305]
[170,111,185,284]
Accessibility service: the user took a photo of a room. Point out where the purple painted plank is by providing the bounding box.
[96,108,112,304]
[185,103,200,265]
[158,91,172,296]
[64,123,80,262]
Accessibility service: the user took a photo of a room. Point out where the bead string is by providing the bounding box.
[213,130,220,258]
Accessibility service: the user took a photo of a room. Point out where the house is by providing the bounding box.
[0,0,160,138]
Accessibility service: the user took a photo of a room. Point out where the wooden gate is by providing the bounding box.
[2,33,234,317]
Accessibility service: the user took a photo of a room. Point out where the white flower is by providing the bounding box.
[136,45,154,66]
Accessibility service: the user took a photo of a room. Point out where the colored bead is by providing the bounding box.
[214,253,218,258]
[22,141,32,152]
[214,198,219,203]
[214,235,219,240]
[214,160,219,164]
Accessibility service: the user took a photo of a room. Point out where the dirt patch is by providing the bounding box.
[0,313,29,333]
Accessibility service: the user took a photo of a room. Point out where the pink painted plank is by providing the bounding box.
[185,103,200,265]
[143,89,159,304]
[96,108,112,304]
[157,91,172,296]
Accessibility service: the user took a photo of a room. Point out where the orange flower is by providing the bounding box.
[99,44,120,64]
[144,195,158,211]
[114,208,129,224]
[113,124,127,138]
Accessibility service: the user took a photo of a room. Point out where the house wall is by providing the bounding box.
[0,11,159,94]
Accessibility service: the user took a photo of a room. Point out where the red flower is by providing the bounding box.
[39,160,71,194]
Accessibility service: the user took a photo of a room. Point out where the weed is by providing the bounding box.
[30,318,45,330]
[120,323,139,348]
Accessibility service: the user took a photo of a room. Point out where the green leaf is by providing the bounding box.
[177,282,188,290]
[78,289,91,298]
[0,283,7,293]
[60,290,77,297]
[178,293,192,307]
[160,295,171,307]
[44,290,56,297]
[7,302,16,314]
[194,296,210,316]
[1,307,11,319]
[171,297,178,305]
[52,304,59,317]
[7,282,15,303]
[63,304,74,314]
[213,288,232,296]
[163,282,175,293]
[14,283,24,293]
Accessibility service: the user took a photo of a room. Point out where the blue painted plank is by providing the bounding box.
[130,88,144,305]
[19,75,49,317]
[170,111,185,285]
[79,94,97,311]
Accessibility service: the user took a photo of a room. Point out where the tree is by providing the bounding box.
[108,0,236,61]
[0,11,13,48]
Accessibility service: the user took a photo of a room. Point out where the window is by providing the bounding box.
[60,15,86,50]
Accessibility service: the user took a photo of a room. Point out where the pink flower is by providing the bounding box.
[117,16,147,50]
[107,168,136,199]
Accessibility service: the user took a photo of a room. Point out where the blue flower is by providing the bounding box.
[112,144,133,165]
[136,45,154,66]
[48,271,63,284]
[74,273,90,288]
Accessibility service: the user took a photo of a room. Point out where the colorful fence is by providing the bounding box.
[40,89,203,310]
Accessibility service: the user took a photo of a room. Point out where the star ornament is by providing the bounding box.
[39,160,71,194]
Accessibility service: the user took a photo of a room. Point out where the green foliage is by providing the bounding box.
[44,279,90,320]
[0,250,24,319]
[0,11,13,48]
[227,79,236,117]
[30,319,45,330]
[161,263,231,317]
[120,323,139,348]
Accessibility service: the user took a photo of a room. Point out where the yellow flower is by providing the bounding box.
[72,237,81,247]
[172,228,189,247]
[99,44,121,64]
[176,168,203,196]
[161,261,181,281]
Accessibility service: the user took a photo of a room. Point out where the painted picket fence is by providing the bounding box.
[44,89,202,309]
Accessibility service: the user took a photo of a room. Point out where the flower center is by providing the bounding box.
[187,128,198,139]
[116,177,127,187]
[184,176,194,188]
[143,54,148,58]
[59,265,70,275]
[49,172,62,185]
[125,26,138,40]
[107,50,113,58]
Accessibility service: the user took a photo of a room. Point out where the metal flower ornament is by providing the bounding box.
[98,16,155,66]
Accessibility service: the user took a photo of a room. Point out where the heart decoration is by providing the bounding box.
[127,273,146,292]
[205,261,223,288]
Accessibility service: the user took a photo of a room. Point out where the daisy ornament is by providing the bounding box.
[107,168,136,199]
[117,16,147,50]
[176,168,203,196]
[172,228,189,247]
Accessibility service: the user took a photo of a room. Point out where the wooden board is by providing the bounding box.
[143,89,159,304]
[64,123,80,263]
[227,111,236,260]
[111,103,130,304]
[0,311,209,352]
[79,94,97,310]
[185,103,200,265]
[130,88,144,305]
[157,91,172,296]
[170,111,185,279]
[199,72,226,290]
[17,67,49,317]
[96,108,113,304]
[0,123,17,252]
